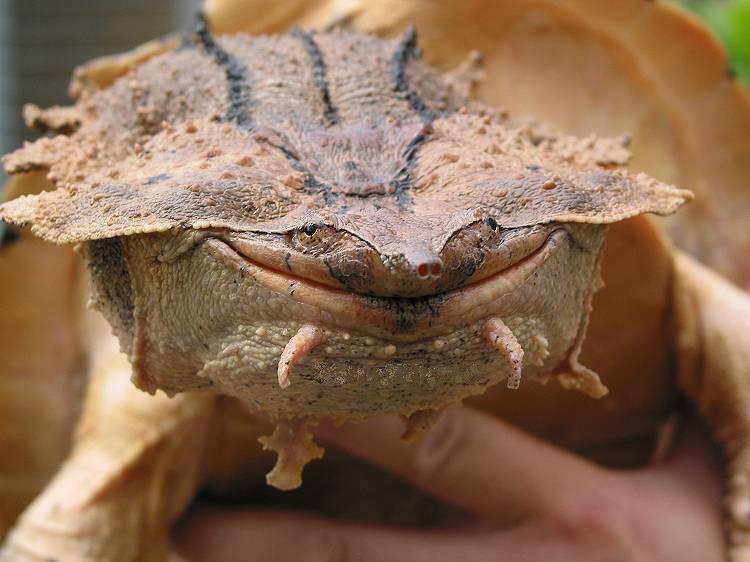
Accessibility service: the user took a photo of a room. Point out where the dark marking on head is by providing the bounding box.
[290,27,338,127]
[389,123,434,206]
[193,12,253,128]
[389,28,442,207]
[144,173,171,185]
[254,130,301,161]
[254,131,337,204]
[391,26,437,126]
[25,112,80,136]
[87,238,135,354]
[305,175,336,205]
[363,294,446,332]
[322,255,338,281]
[727,65,737,80]
[0,221,19,247]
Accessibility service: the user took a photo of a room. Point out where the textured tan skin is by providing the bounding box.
[205,0,750,288]
[469,215,680,459]
[0,23,748,562]
[67,36,182,99]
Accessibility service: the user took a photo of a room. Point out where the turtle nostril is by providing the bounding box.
[417,263,431,279]
[415,259,443,280]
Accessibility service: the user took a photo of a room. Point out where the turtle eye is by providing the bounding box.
[483,217,499,232]
[301,222,321,238]
[293,222,331,253]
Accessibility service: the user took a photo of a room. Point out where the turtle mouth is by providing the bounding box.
[208,229,565,341]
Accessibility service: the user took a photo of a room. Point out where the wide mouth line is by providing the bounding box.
[220,240,534,303]
[221,238,400,300]
[222,228,553,298]
[210,229,563,336]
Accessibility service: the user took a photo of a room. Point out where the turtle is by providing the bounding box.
[0,5,749,562]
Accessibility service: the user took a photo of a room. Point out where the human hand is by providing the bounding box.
[172,408,724,562]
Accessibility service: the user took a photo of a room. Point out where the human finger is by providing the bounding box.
[172,508,509,562]
[618,417,724,559]
[316,407,605,522]
[653,417,722,497]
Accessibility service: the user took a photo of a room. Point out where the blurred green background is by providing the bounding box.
[676,0,750,84]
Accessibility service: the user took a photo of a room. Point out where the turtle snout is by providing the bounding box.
[414,256,444,280]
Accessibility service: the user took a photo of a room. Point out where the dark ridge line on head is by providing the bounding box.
[389,26,442,207]
[290,27,339,127]
[193,12,253,128]
[389,123,434,207]
[391,25,437,126]
[254,132,337,205]
[305,174,336,205]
